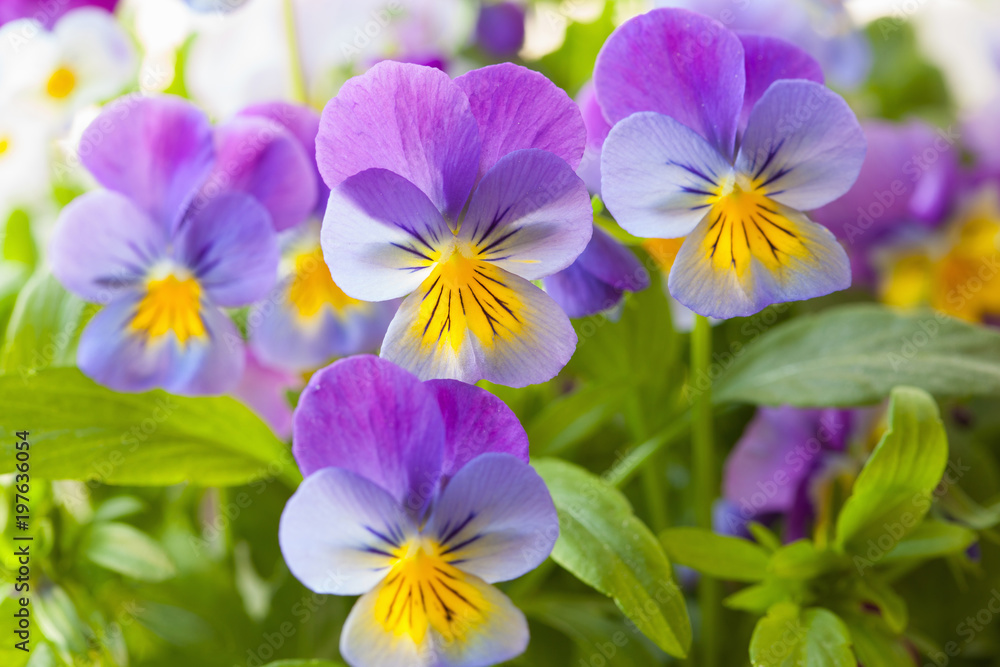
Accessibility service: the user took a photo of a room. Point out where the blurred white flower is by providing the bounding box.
[0,8,137,123]
[184,0,475,117]
[0,106,52,217]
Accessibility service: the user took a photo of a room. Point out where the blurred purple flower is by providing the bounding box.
[476,1,525,57]
[316,61,593,386]
[279,355,557,667]
[596,8,866,319]
[717,407,854,541]
[48,94,317,394]
[811,119,960,285]
[231,348,300,439]
[237,101,397,372]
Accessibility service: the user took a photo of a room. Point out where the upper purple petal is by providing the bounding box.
[80,94,215,230]
[736,80,866,212]
[292,355,446,516]
[455,63,587,183]
[49,190,166,302]
[425,379,529,481]
[198,115,317,232]
[238,102,329,218]
[0,0,119,29]
[737,32,824,134]
[593,8,745,157]
[173,193,279,308]
[316,61,481,221]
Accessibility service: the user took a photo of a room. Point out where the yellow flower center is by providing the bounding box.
[701,175,810,275]
[130,274,206,345]
[0,136,10,156]
[411,239,525,352]
[46,67,77,99]
[287,246,360,318]
[373,538,489,645]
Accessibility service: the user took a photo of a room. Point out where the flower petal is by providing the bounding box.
[459,149,593,280]
[341,571,529,667]
[594,7,745,156]
[736,80,866,212]
[77,292,245,395]
[198,115,318,231]
[381,265,577,387]
[174,193,279,307]
[454,63,586,182]
[427,453,557,582]
[317,61,481,220]
[292,355,446,514]
[668,201,850,318]
[322,168,453,301]
[425,380,529,479]
[249,283,396,372]
[239,101,329,217]
[543,225,650,318]
[602,111,734,238]
[737,32,824,134]
[49,190,166,302]
[79,94,215,229]
[280,467,417,596]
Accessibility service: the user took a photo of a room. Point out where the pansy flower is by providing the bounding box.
[49,94,316,394]
[317,61,593,386]
[237,101,397,372]
[0,0,118,29]
[279,355,558,667]
[596,8,867,319]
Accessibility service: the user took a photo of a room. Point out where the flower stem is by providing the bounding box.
[691,314,719,667]
[283,0,307,104]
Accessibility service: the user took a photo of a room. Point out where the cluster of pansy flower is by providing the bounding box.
[39,7,889,665]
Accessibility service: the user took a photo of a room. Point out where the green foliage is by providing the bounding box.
[749,604,855,667]
[660,527,769,582]
[534,458,692,658]
[715,305,1000,406]
[83,522,176,581]
[835,387,948,553]
[0,367,299,486]
[537,3,615,95]
[1,272,86,375]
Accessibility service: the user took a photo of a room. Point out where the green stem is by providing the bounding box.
[283,0,307,103]
[691,314,719,667]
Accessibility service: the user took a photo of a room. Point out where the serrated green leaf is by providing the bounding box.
[534,458,692,657]
[749,603,855,667]
[660,527,769,582]
[724,580,799,614]
[714,305,1000,406]
[841,612,912,667]
[84,522,176,581]
[834,387,948,554]
[0,367,300,487]
[853,577,908,633]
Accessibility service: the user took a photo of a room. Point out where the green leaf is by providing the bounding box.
[0,367,300,487]
[1,272,86,375]
[749,603,855,667]
[842,612,912,667]
[660,527,769,582]
[526,383,623,456]
[939,484,1000,530]
[84,522,176,581]
[93,495,147,522]
[724,580,799,614]
[714,305,1000,406]
[33,586,88,654]
[537,3,615,95]
[768,541,844,579]
[880,520,977,563]
[834,387,948,554]
[534,458,692,657]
